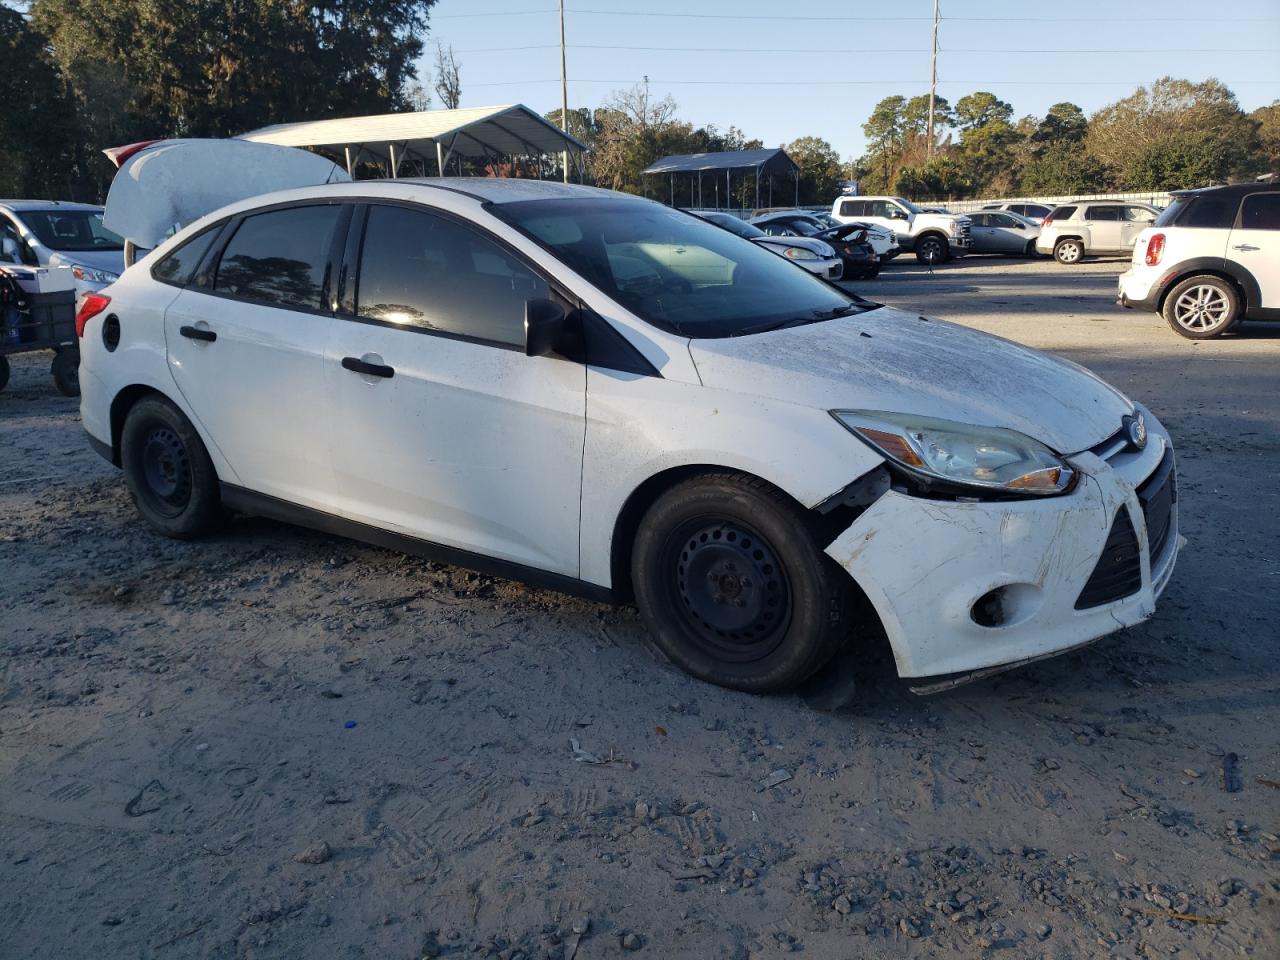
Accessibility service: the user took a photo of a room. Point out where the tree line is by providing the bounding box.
[856,81,1278,200]
[3,0,1276,206]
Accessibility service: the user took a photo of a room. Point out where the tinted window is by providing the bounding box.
[969,214,989,226]
[18,209,123,251]
[1239,193,1280,230]
[1164,196,1238,229]
[990,213,1019,228]
[494,197,865,339]
[838,200,864,217]
[1050,206,1077,220]
[1086,206,1120,221]
[783,218,820,236]
[153,228,219,286]
[214,205,340,310]
[356,204,547,346]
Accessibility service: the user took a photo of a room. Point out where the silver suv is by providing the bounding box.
[1036,201,1161,264]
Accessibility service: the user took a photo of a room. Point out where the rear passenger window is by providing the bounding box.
[153,228,218,287]
[1086,206,1120,221]
[1051,206,1077,220]
[1176,197,1237,229]
[214,205,341,310]
[355,204,548,347]
[1240,194,1280,230]
[838,200,864,217]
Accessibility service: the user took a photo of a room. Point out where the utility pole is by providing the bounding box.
[926,0,939,160]
[559,0,569,182]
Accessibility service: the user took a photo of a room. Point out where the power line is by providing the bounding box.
[454,44,1280,54]
[466,77,1280,88]
[436,7,1278,22]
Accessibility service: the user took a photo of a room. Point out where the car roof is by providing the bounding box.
[0,200,104,213]
[391,177,624,205]
[1170,181,1280,199]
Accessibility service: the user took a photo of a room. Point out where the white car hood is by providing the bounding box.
[688,305,1133,454]
[753,235,835,258]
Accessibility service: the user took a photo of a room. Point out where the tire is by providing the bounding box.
[1053,238,1084,264]
[1025,239,1037,257]
[50,347,80,397]
[1162,275,1241,340]
[915,235,948,265]
[120,395,222,538]
[631,472,854,692]
[0,355,9,392]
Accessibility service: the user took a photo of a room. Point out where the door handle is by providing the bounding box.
[341,356,394,379]
[179,325,216,342]
[1232,244,1259,252]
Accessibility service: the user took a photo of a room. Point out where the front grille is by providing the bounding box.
[1138,449,1176,563]
[1076,507,1142,609]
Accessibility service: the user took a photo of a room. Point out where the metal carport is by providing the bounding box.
[239,104,588,180]
[640,148,800,211]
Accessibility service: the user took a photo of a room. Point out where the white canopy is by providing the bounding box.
[103,139,349,250]
[239,104,587,177]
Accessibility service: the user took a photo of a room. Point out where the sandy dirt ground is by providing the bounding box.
[2,257,1278,960]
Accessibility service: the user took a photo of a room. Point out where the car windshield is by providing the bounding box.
[494,198,866,338]
[780,218,820,236]
[894,197,924,214]
[20,209,123,251]
[704,214,764,239]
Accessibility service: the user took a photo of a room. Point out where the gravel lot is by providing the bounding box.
[2,256,1277,959]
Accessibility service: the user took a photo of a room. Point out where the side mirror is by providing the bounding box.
[889,209,907,220]
[0,237,19,263]
[525,298,566,357]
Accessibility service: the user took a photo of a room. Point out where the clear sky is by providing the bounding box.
[419,0,1280,161]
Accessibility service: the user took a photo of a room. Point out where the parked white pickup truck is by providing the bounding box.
[831,196,971,264]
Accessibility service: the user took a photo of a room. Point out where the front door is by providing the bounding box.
[1121,205,1157,251]
[163,202,344,509]
[323,203,586,576]
[1230,192,1280,309]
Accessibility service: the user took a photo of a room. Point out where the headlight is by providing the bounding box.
[783,246,819,261]
[947,221,960,236]
[832,410,1076,497]
[71,265,120,283]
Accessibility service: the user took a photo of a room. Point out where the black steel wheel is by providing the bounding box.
[632,472,855,692]
[915,235,948,265]
[120,395,222,538]
[51,347,79,397]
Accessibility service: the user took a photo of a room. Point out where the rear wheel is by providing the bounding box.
[120,396,222,538]
[50,347,79,397]
[915,235,948,265]
[632,473,854,692]
[1053,238,1084,264]
[1163,275,1240,340]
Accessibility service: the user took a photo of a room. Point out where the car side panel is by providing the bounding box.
[578,366,884,588]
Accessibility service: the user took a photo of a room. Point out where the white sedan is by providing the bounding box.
[77,176,1180,693]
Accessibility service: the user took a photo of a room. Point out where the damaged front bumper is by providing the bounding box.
[824,409,1180,681]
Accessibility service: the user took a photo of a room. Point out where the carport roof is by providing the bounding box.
[640,148,798,176]
[239,104,587,166]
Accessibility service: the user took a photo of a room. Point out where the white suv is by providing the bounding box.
[78,170,1180,694]
[1118,183,1280,339]
[1036,201,1160,264]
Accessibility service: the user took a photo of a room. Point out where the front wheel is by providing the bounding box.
[631,473,854,692]
[915,235,948,265]
[1053,238,1084,264]
[1163,275,1240,339]
[120,395,223,538]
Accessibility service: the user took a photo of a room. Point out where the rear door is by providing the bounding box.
[1230,192,1280,308]
[1083,205,1123,252]
[323,202,586,575]
[163,202,345,509]
[1121,205,1157,250]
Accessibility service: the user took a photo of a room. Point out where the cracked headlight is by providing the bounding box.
[832,410,1076,497]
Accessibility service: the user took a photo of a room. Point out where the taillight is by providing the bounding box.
[75,293,111,337]
[1145,233,1165,266]
[1042,216,1054,227]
